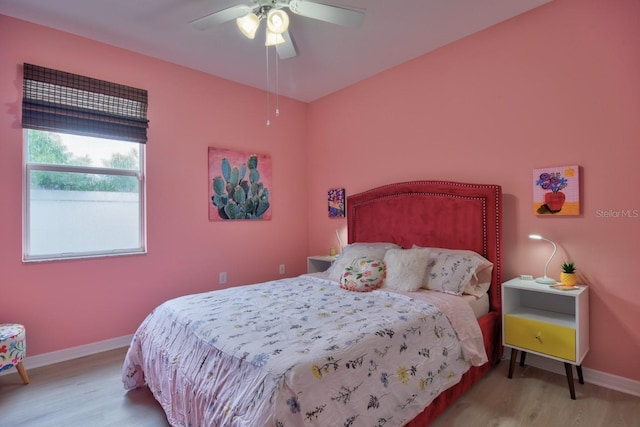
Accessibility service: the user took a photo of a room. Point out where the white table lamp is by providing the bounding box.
[529,234,557,284]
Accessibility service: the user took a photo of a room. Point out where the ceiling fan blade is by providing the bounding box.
[276,30,297,59]
[190,5,252,30]
[287,0,365,27]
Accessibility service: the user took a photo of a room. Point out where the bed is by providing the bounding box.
[122,180,503,426]
[346,181,503,425]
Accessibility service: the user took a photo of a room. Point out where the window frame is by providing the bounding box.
[22,130,147,262]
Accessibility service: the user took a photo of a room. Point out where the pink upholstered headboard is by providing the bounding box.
[347,180,503,313]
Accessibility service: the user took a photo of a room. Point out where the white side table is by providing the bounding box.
[307,255,336,273]
[502,277,589,399]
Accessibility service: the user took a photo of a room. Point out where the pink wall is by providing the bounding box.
[0,15,309,356]
[2,0,639,384]
[306,0,640,381]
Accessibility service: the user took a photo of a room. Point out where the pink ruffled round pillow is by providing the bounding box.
[340,256,386,292]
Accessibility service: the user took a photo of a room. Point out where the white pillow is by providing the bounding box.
[340,256,386,292]
[418,248,493,297]
[382,247,431,292]
[328,242,400,281]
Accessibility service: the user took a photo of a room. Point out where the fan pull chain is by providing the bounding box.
[275,51,280,118]
[265,44,270,127]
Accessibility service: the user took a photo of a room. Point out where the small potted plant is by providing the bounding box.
[560,262,577,286]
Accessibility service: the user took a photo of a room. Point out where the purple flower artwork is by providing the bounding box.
[328,188,345,218]
[533,165,580,216]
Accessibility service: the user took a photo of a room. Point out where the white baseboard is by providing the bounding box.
[3,338,639,399]
[0,334,132,376]
[503,348,640,398]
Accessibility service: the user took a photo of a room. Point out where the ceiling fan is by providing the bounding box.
[191,0,365,59]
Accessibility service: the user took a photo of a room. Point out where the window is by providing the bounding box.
[21,64,148,261]
[23,130,146,261]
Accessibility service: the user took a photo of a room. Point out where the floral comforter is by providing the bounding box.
[122,274,487,427]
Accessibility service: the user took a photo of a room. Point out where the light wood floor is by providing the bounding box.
[1,347,639,426]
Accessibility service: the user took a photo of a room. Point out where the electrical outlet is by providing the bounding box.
[279,264,285,275]
[219,272,227,284]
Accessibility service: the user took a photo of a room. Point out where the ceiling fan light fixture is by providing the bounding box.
[236,13,260,39]
[266,9,289,34]
[265,28,286,46]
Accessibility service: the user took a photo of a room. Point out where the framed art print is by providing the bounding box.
[533,165,579,216]
[209,147,272,221]
[328,188,345,218]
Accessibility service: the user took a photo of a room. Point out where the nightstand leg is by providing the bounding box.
[576,364,584,384]
[519,351,527,367]
[564,363,576,400]
[508,349,518,379]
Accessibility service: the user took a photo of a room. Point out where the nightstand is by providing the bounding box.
[502,278,589,399]
[307,255,336,273]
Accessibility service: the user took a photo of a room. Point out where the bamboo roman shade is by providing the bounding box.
[22,63,149,143]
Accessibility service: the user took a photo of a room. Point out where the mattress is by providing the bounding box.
[461,292,490,319]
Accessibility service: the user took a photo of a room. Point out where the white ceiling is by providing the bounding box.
[0,0,552,102]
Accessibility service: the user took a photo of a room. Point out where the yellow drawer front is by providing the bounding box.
[505,315,576,361]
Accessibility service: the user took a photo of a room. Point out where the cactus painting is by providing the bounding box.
[208,147,272,221]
